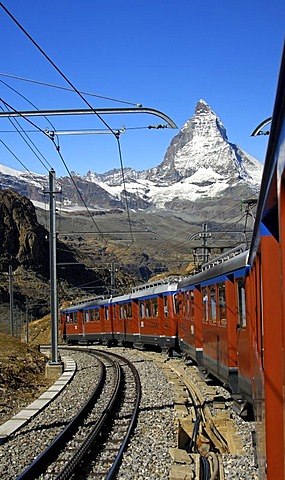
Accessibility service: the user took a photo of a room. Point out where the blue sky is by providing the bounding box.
[0,1,284,177]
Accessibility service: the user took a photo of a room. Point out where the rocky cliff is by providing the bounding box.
[0,100,263,214]
[0,189,49,272]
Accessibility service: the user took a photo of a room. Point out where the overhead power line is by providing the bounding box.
[0,103,52,172]
[0,2,177,247]
[0,137,46,188]
[0,77,60,149]
[0,72,142,107]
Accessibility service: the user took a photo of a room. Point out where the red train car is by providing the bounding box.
[60,296,115,345]
[127,281,179,351]
[60,280,179,352]
[59,44,285,478]
[246,44,285,480]
[178,248,250,395]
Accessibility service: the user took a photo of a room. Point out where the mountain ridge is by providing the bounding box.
[0,99,263,212]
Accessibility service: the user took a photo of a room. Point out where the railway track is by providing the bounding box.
[0,346,256,479]
[16,348,141,480]
[139,352,245,480]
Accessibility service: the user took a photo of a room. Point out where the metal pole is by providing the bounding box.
[49,169,59,364]
[26,303,29,344]
[9,265,14,336]
[110,262,116,294]
[199,223,211,264]
[202,223,208,264]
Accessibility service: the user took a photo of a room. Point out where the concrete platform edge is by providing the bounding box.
[0,355,76,445]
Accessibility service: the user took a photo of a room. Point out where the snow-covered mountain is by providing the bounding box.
[0,100,263,212]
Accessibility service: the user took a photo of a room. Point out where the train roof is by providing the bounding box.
[60,279,179,312]
[105,279,179,304]
[249,43,285,264]
[178,247,249,290]
[60,296,108,312]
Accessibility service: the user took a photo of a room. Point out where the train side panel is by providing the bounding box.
[60,308,84,344]
[261,231,284,479]
[236,277,252,401]
[113,299,138,345]
[178,287,203,364]
[201,279,239,392]
[82,305,105,343]
[137,292,178,350]
[279,160,285,479]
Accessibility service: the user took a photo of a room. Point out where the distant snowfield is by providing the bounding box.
[89,165,254,208]
[0,100,264,211]
[31,199,95,212]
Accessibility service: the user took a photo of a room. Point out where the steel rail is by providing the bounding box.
[170,363,226,479]
[55,348,141,480]
[17,346,141,480]
[55,351,122,480]
[100,350,142,480]
[16,351,107,480]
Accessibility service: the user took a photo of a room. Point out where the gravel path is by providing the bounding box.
[0,346,261,479]
[0,350,101,479]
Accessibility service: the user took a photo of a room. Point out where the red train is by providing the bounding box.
[61,280,179,352]
[61,45,285,479]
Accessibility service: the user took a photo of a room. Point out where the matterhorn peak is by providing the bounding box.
[195,99,213,115]
[0,99,263,214]
[143,99,263,196]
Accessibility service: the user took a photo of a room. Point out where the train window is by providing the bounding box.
[218,283,227,326]
[209,285,217,324]
[146,299,151,317]
[152,298,158,317]
[164,296,168,317]
[73,312,78,324]
[237,280,246,327]
[105,307,109,320]
[202,287,209,323]
[173,294,179,315]
[190,291,195,320]
[185,291,192,317]
[127,303,132,318]
[95,308,100,321]
[182,292,187,316]
[119,305,124,319]
[84,311,89,323]
[139,301,145,318]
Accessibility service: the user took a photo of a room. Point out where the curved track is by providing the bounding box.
[16,348,141,480]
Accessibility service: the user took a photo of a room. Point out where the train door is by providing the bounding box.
[64,309,80,342]
[260,232,284,479]
[236,277,252,400]
[193,287,203,364]
[279,173,285,479]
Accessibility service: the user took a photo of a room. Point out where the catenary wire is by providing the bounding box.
[0,103,52,172]
[116,135,134,244]
[0,3,259,258]
[52,140,106,240]
[0,137,46,189]
[0,3,135,242]
[0,3,119,136]
[0,97,106,239]
[0,77,60,150]
[0,72,142,107]
[170,184,258,246]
